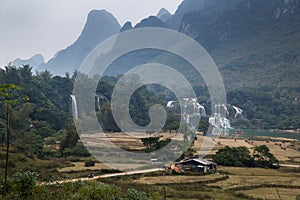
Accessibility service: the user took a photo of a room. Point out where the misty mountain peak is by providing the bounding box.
[120,21,133,32]
[38,9,121,75]
[13,54,45,70]
[87,9,116,23]
[134,16,167,28]
[157,8,172,22]
[79,9,120,43]
[157,8,170,18]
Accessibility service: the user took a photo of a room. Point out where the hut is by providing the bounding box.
[175,158,217,173]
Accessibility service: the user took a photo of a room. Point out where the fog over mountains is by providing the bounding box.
[14,10,121,75]
[13,0,300,91]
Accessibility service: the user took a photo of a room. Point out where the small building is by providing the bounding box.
[175,158,217,173]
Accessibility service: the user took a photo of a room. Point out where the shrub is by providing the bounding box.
[84,160,95,167]
[126,189,148,200]
[76,182,121,199]
[10,171,37,199]
[17,155,27,162]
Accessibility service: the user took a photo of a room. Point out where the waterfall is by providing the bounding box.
[222,104,229,116]
[95,95,100,111]
[209,104,231,132]
[232,105,243,118]
[167,98,207,130]
[70,95,78,120]
[223,118,231,129]
[166,101,175,108]
[197,103,206,117]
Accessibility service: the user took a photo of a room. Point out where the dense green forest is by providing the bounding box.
[0,65,299,159]
[0,65,171,157]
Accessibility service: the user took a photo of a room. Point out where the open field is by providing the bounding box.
[133,174,223,185]
[209,174,300,189]
[58,162,146,172]
[250,140,300,161]
[244,188,300,200]
[58,162,110,172]
[217,166,290,176]
[194,134,300,162]
[80,132,300,166]
[208,167,300,190]
[99,166,300,200]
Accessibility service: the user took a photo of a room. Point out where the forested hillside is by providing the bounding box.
[0,66,174,159]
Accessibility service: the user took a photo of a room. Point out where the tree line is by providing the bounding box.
[213,145,279,168]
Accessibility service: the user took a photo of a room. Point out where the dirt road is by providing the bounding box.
[41,168,164,185]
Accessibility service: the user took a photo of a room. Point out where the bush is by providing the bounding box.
[17,155,27,162]
[84,160,95,167]
[126,189,148,200]
[76,182,121,199]
[10,171,37,199]
[8,160,16,168]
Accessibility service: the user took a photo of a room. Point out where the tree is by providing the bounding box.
[0,83,21,194]
[141,137,160,150]
[60,122,79,157]
[253,145,279,168]
[213,145,279,168]
[213,146,254,167]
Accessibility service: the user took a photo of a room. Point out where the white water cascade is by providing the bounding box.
[166,98,206,130]
[197,103,206,116]
[166,101,175,108]
[70,95,78,120]
[209,104,232,131]
[232,105,243,118]
[95,95,101,111]
[182,98,206,130]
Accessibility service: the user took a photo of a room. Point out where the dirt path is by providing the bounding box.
[40,168,163,185]
[279,164,300,168]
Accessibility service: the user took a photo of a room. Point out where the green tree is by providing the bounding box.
[0,83,21,194]
[60,122,79,157]
[253,145,279,168]
[213,146,254,167]
[141,137,160,150]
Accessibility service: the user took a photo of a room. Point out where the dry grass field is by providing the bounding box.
[58,162,146,172]
[250,140,300,161]
[99,166,300,200]
[209,175,300,189]
[193,134,300,162]
[58,162,110,172]
[244,188,300,200]
[133,174,222,185]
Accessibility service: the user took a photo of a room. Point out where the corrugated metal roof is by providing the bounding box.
[177,158,217,166]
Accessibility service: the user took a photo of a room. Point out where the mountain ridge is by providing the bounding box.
[37,9,121,75]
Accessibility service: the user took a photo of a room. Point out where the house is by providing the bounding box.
[174,158,217,173]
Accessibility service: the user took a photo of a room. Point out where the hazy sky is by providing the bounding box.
[0,0,183,67]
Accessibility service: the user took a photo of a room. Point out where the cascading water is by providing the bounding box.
[70,94,78,120]
[223,104,229,116]
[167,100,241,135]
[197,103,206,116]
[166,101,175,108]
[167,98,206,131]
[95,95,101,111]
[232,105,243,118]
[209,104,232,135]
